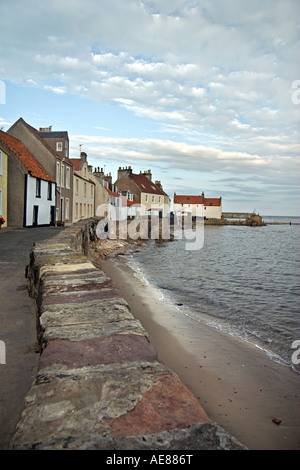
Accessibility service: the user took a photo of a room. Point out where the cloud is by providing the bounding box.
[0,0,299,213]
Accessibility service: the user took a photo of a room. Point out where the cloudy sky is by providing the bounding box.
[1,0,299,215]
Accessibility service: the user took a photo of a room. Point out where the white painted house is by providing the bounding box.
[0,130,56,227]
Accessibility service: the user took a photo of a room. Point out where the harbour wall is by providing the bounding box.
[10,218,246,450]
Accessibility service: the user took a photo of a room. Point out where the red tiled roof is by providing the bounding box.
[0,130,55,183]
[69,158,82,171]
[131,174,168,196]
[106,187,120,198]
[204,198,221,207]
[174,195,204,204]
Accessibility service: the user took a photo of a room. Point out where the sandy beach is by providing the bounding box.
[99,252,300,450]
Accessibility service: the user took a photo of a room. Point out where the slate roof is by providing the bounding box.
[38,131,68,139]
[0,130,55,183]
[131,174,168,196]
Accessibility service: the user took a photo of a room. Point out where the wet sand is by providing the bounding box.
[100,254,300,450]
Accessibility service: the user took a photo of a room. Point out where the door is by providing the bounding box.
[50,206,55,226]
[33,205,38,227]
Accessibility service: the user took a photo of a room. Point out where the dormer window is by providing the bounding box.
[56,142,63,151]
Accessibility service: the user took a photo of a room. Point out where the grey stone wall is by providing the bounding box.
[10,219,247,450]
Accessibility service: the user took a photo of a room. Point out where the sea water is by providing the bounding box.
[125,216,300,374]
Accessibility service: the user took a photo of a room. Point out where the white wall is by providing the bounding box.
[26,175,56,226]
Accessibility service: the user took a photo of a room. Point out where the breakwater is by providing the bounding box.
[10,219,246,450]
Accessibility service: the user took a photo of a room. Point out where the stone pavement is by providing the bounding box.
[2,221,247,450]
[0,226,65,449]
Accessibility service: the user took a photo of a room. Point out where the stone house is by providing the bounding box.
[7,118,74,224]
[0,130,56,227]
[115,167,170,217]
[69,153,95,222]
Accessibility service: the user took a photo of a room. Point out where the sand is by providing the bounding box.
[99,253,300,450]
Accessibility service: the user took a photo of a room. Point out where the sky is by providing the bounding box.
[0,0,299,216]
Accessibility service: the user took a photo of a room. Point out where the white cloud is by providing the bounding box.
[0,0,299,213]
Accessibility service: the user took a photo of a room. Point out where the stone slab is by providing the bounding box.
[40,298,133,329]
[10,362,171,448]
[42,319,147,342]
[39,335,160,369]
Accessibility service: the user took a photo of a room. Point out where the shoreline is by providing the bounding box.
[99,251,300,450]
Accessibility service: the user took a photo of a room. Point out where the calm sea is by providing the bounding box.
[124,216,300,374]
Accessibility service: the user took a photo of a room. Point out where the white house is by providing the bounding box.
[173,193,204,218]
[0,130,56,227]
[204,197,222,219]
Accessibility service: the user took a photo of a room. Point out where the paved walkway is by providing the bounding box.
[0,226,63,449]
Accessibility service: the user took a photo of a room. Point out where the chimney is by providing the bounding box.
[104,172,112,184]
[117,166,132,180]
[141,169,152,181]
[94,167,104,178]
[155,180,162,189]
[80,151,87,163]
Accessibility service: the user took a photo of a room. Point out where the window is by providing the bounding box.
[152,195,155,203]
[36,179,41,198]
[65,140,68,159]
[91,184,93,198]
[56,142,63,151]
[61,164,65,188]
[48,182,52,200]
[66,167,70,189]
[0,189,2,215]
[0,150,2,175]
[84,182,87,196]
[75,203,78,219]
[76,178,79,195]
[145,194,148,203]
[159,196,162,204]
[65,198,69,221]
[56,162,60,185]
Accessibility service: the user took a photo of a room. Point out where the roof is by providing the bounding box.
[69,158,82,171]
[39,131,68,139]
[131,174,168,196]
[204,198,222,207]
[8,117,72,164]
[106,187,120,198]
[0,130,55,183]
[174,195,204,205]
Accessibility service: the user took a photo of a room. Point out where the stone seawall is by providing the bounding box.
[10,219,246,450]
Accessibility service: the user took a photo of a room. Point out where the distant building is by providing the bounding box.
[173,193,222,219]
[70,153,95,222]
[115,166,170,217]
[173,193,204,218]
[8,118,74,224]
[204,197,222,219]
[0,130,56,227]
[92,167,122,214]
